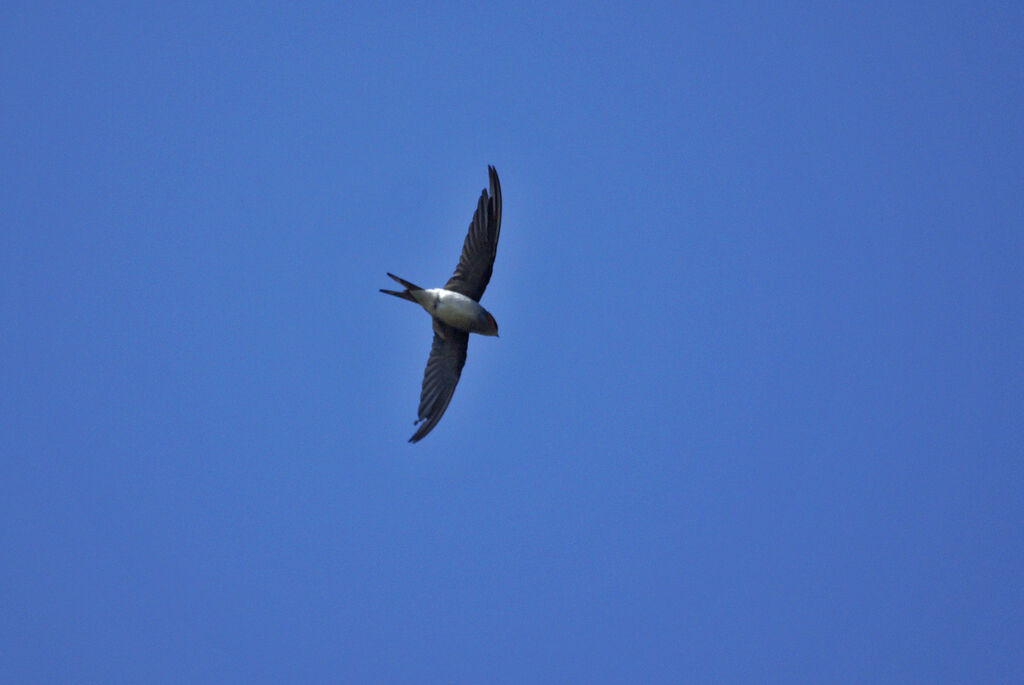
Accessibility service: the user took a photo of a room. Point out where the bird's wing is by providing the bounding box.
[443,166,502,302]
[409,321,469,443]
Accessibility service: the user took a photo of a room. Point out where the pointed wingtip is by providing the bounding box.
[488,166,500,205]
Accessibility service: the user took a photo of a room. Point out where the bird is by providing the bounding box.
[380,166,502,442]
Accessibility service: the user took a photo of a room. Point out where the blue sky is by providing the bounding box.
[2,1,1021,682]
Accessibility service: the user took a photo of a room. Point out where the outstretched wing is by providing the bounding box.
[443,166,502,302]
[409,321,469,443]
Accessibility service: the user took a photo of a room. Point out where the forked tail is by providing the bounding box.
[379,272,424,302]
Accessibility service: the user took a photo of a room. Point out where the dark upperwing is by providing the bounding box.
[443,166,502,302]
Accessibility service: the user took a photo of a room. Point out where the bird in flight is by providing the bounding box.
[381,166,502,442]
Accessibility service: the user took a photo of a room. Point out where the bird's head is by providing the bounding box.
[478,310,499,337]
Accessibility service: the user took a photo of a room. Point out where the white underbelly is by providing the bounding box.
[429,289,484,330]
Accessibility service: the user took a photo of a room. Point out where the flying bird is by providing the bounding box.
[381,166,502,442]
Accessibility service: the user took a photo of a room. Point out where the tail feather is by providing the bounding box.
[380,288,416,302]
[386,272,424,292]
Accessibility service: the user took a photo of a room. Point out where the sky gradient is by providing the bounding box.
[3,2,1022,682]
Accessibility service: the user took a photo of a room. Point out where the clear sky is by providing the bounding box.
[2,2,1022,682]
